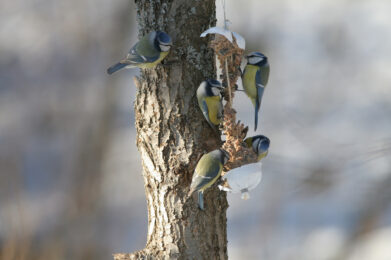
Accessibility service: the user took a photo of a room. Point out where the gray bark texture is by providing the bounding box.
[114,0,229,259]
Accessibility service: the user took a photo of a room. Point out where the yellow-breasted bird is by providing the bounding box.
[196,79,224,131]
[244,135,270,161]
[242,52,270,131]
[189,149,230,210]
[107,31,172,74]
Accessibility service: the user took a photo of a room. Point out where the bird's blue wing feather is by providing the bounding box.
[191,175,213,192]
[254,70,265,131]
[191,159,221,192]
[217,98,223,120]
[122,44,159,65]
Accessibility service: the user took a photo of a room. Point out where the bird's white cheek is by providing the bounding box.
[160,45,171,52]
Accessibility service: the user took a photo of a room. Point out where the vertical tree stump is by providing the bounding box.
[114,1,228,259]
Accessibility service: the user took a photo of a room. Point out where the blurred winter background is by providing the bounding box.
[1,0,391,259]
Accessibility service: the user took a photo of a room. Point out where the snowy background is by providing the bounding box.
[1,0,391,259]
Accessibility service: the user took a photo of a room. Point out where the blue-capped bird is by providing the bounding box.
[244,135,270,161]
[107,31,172,74]
[242,52,270,131]
[189,149,230,210]
[196,79,224,131]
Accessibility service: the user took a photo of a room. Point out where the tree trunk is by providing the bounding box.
[114,0,229,259]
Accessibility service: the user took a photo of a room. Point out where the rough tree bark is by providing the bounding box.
[114,0,229,259]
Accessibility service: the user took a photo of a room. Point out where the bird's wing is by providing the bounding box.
[254,70,265,131]
[260,65,270,87]
[191,158,222,192]
[201,100,217,130]
[255,69,265,89]
[255,70,266,104]
[121,43,159,65]
[217,98,223,120]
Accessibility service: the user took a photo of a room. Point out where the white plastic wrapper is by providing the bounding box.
[219,163,263,200]
[200,27,246,50]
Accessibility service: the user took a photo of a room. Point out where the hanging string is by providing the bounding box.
[221,0,228,30]
[220,0,232,104]
[225,58,232,105]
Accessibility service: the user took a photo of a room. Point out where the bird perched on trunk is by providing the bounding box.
[244,135,270,161]
[189,149,230,210]
[196,79,224,131]
[107,31,172,74]
[242,52,270,131]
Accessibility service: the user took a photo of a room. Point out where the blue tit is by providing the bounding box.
[107,31,172,74]
[196,79,224,131]
[242,52,270,131]
[244,135,270,161]
[189,149,230,210]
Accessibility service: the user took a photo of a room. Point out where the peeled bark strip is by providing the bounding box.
[114,1,228,259]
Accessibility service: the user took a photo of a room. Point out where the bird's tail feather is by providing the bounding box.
[254,86,264,131]
[107,62,127,75]
[198,192,204,210]
[254,100,259,131]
